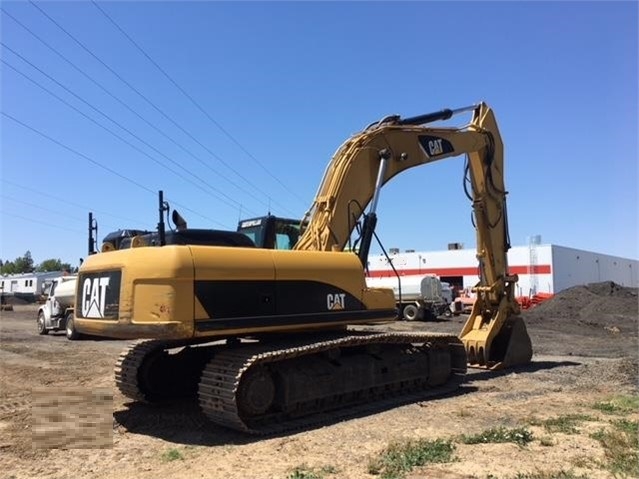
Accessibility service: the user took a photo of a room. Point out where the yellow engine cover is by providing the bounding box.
[74,245,396,340]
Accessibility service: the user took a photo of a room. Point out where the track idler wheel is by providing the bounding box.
[237,366,276,417]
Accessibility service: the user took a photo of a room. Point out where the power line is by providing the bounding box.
[0,8,286,215]
[27,1,298,216]
[1,50,254,216]
[1,7,285,216]
[164,199,231,231]
[1,194,86,223]
[0,210,85,235]
[1,178,216,234]
[2,56,212,204]
[2,111,232,230]
[91,0,308,206]
[0,194,124,232]
[2,111,155,194]
[1,178,144,225]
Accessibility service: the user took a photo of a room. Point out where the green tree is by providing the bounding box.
[1,260,16,275]
[1,251,34,274]
[15,251,34,273]
[36,259,72,272]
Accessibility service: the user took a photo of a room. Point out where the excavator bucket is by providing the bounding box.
[486,316,533,370]
[461,315,533,370]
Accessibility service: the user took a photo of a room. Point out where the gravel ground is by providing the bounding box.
[1,283,637,479]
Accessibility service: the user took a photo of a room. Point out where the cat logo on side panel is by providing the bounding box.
[326,293,346,310]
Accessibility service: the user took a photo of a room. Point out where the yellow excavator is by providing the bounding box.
[74,102,532,433]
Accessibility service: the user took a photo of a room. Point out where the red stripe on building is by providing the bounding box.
[510,265,552,275]
[367,264,552,278]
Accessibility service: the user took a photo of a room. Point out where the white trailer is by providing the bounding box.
[0,271,67,302]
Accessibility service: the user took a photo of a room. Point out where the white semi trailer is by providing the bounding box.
[365,274,449,321]
[36,275,80,340]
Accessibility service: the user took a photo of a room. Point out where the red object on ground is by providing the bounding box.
[517,293,554,309]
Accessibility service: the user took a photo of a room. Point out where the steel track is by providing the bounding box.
[115,332,466,434]
[198,332,466,434]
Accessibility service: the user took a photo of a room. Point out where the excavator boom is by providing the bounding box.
[293,102,532,368]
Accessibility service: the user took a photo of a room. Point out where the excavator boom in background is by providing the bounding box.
[74,102,532,433]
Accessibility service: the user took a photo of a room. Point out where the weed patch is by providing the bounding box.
[287,464,337,479]
[611,418,639,436]
[161,448,184,462]
[460,426,533,447]
[368,438,454,479]
[541,414,594,434]
[592,395,639,415]
[509,471,590,479]
[590,419,639,477]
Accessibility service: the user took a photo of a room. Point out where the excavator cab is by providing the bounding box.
[237,215,305,250]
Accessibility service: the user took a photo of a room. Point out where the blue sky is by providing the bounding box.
[1,1,637,267]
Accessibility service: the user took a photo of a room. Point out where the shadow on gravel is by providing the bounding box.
[467,360,581,383]
[113,362,576,445]
[113,384,479,446]
[114,400,254,446]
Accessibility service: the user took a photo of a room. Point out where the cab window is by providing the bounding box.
[274,221,302,250]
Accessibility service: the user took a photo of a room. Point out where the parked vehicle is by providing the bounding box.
[36,275,80,340]
[440,281,453,304]
[366,275,449,321]
[440,281,465,318]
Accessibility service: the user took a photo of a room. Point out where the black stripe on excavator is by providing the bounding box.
[194,279,366,319]
[194,308,397,331]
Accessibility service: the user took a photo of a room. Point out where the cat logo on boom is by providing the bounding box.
[428,138,444,156]
[326,293,346,310]
[418,135,454,158]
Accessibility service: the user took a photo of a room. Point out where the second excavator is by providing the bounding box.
[73,102,532,433]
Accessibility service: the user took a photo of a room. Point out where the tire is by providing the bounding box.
[402,304,420,321]
[65,314,80,341]
[444,308,453,318]
[37,312,49,335]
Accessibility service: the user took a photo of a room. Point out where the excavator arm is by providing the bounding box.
[294,102,532,369]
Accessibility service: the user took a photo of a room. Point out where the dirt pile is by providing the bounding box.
[524,281,638,332]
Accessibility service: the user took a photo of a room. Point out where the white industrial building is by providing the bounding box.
[367,243,639,296]
[0,271,66,300]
